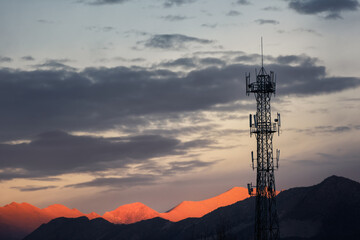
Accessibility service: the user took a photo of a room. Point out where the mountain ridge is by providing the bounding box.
[23,175,360,240]
[160,186,250,221]
[0,186,250,240]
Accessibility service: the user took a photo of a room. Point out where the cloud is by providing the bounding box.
[100,57,146,63]
[11,185,57,192]
[0,64,242,140]
[85,26,115,32]
[140,34,213,50]
[66,174,158,188]
[159,58,197,68]
[0,56,12,62]
[21,56,35,61]
[199,58,225,66]
[31,177,62,181]
[288,0,359,19]
[332,126,351,132]
[275,54,317,65]
[0,131,214,180]
[161,15,189,22]
[293,28,322,36]
[233,54,260,63]
[66,158,218,189]
[262,6,281,11]
[201,23,217,28]
[255,19,280,25]
[288,125,358,135]
[236,0,250,5]
[88,0,130,5]
[227,10,241,16]
[164,0,196,7]
[37,19,55,24]
[32,59,76,71]
[139,124,218,138]
[0,53,359,142]
[164,160,217,174]
[66,159,218,189]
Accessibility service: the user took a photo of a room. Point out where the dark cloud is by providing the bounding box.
[0,53,359,141]
[140,34,213,50]
[227,10,241,16]
[159,58,197,68]
[288,125,357,135]
[66,174,158,188]
[275,54,317,65]
[234,53,317,66]
[161,15,189,22]
[66,159,217,189]
[236,0,250,5]
[233,54,260,63]
[332,126,351,132]
[255,19,280,25]
[21,56,35,61]
[199,57,226,66]
[288,0,359,19]
[0,56,12,62]
[88,0,130,5]
[11,185,57,192]
[164,160,217,175]
[178,139,214,149]
[0,131,213,180]
[164,0,196,7]
[32,59,76,71]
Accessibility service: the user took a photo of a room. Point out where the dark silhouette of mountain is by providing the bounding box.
[0,202,100,240]
[0,187,250,240]
[23,175,360,240]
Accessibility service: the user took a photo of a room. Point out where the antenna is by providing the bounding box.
[251,151,254,170]
[261,37,264,68]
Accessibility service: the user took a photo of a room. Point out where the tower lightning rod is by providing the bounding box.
[261,37,263,68]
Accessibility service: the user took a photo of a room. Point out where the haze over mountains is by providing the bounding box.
[0,186,250,240]
[23,176,360,240]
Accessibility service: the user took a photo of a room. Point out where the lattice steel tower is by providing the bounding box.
[246,39,281,240]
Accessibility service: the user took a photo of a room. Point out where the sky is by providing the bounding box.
[0,0,360,214]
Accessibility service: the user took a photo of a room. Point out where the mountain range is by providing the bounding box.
[0,186,250,240]
[22,175,360,240]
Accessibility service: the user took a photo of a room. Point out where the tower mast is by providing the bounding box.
[246,39,281,240]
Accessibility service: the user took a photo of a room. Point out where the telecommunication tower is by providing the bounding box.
[246,38,281,240]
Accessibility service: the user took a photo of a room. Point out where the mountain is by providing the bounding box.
[0,202,100,240]
[102,202,159,224]
[23,175,360,240]
[0,186,250,239]
[160,186,250,221]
